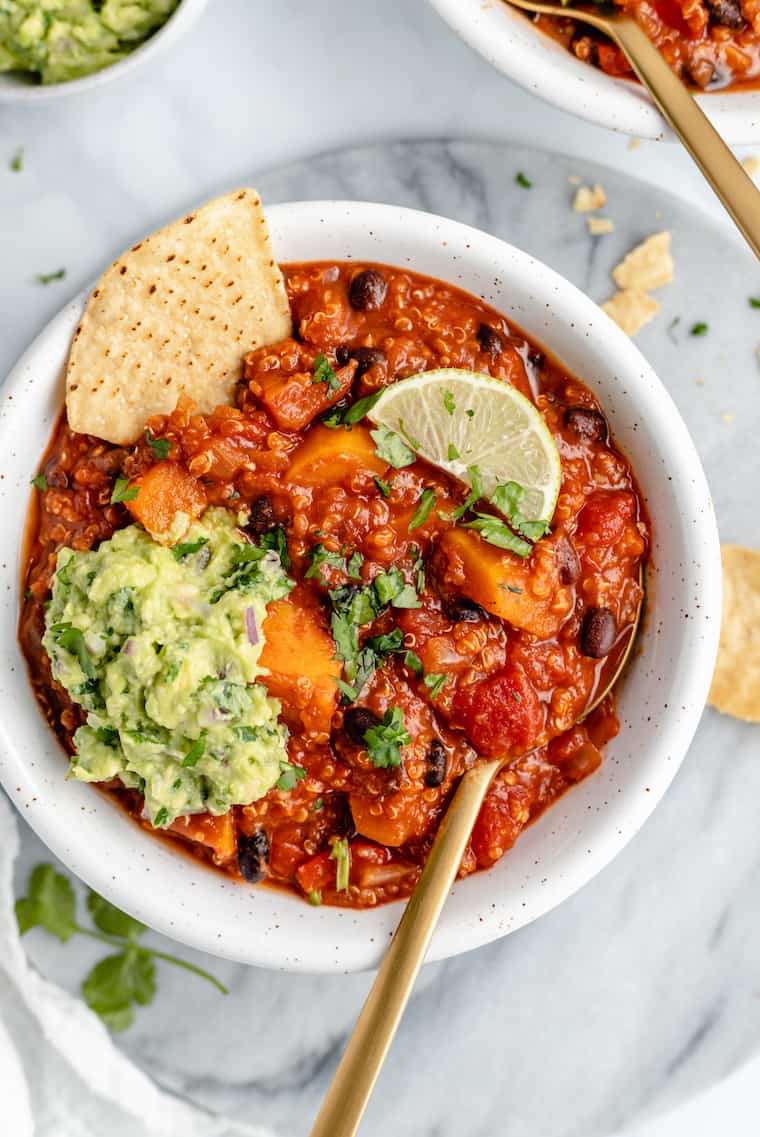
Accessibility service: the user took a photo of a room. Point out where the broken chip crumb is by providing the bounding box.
[587,217,615,236]
[695,378,705,387]
[742,155,759,177]
[601,289,660,336]
[708,545,760,722]
[722,412,735,424]
[573,184,607,212]
[567,174,581,186]
[612,231,673,292]
[627,137,641,151]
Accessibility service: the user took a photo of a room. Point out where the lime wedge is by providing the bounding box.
[368,369,561,523]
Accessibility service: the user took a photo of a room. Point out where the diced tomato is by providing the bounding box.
[295,850,336,894]
[452,665,543,755]
[269,823,310,880]
[471,781,533,867]
[574,490,636,546]
[596,44,633,77]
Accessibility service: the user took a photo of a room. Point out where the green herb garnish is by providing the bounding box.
[462,514,533,557]
[374,476,392,498]
[330,838,351,892]
[308,890,323,905]
[277,761,306,792]
[145,430,172,459]
[182,732,206,768]
[10,147,23,172]
[442,389,456,415]
[490,480,550,543]
[450,465,484,522]
[16,863,226,1031]
[424,673,448,699]
[447,443,460,461]
[750,297,760,309]
[403,649,423,675]
[408,487,436,531]
[171,536,208,561]
[259,525,291,570]
[690,322,708,336]
[31,474,48,491]
[515,172,532,189]
[49,622,95,677]
[364,707,411,769]
[36,268,65,284]
[312,353,340,392]
[110,478,139,505]
[370,426,416,468]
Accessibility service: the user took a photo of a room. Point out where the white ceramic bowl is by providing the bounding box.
[0,200,720,972]
[0,0,207,103]
[429,0,760,143]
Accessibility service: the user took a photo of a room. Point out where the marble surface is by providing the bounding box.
[3,3,760,1135]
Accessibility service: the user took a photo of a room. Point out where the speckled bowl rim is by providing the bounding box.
[428,0,760,144]
[0,0,208,103]
[0,200,721,973]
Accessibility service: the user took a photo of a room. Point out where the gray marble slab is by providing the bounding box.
[11,140,760,1137]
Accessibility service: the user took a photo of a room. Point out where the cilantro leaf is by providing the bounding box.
[370,426,415,468]
[277,761,306,792]
[305,544,349,585]
[31,474,48,491]
[403,649,423,675]
[365,627,405,656]
[330,837,351,892]
[152,808,169,828]
[409,487,436,532]
[87,891,146,940]
[110,478,139,505]
[490,480,551,543]
[259,525,291,570]
[145,430,172,459]
[312,353,340,392]
[15,864,77,942]
[82,946,156,1032]
[442,389,456,415]
[96,726,120,747]
[462,514,533,557]
[423,673,448,699]
[343,390,383,425]
[364,706,411,768]
[346,550,364,580]
[171,537,208,561]
[49,622,96,677]
[690,322,708,336]
[10,147,23,172]
[36,268,65,285]
[451,465,484,522]
[447,443,460,460]
[374,476,392,499]
[750,297,760,309]
[182,732,206,767]
[515,172,532,189]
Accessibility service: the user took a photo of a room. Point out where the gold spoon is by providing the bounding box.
[310,578,643,1137]
[503,1,760,260]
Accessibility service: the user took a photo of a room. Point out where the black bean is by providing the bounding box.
[246,495,275,535]
[564,406,608,444]
[350,346,386,377]
[556,538,581,585]
[444,597,488,623]
[527,349,545,372]
[46,468,69,490]
[335,345,351,366]
[477,323,503,356]
[238,830,270,884]
[580,607,617,659]
[349,269,387,311]
[332,795,357,839]
[344,706,383,745]
[706,0,744,27]
[425,739,447,788]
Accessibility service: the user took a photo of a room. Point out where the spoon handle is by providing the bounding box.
[609,16,760,260]
[309,757,502,1137]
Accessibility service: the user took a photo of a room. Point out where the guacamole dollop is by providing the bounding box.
[0,0,179,85]
[43,508,293,828]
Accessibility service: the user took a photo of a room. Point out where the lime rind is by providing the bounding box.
[367,368,561,524]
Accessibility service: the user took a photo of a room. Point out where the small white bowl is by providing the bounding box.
[0,200,721,972]
[429,0,760,143]
[0,0,208,103]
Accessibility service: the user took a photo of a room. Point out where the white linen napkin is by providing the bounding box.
[0,792,274,1137]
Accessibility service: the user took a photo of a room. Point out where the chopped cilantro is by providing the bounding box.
[182,733,206,767]
[462,514,533,557]
[447,443,460,461]
[309,797,324,813]
[152,808,169,828]
[515,171,532,189]
[374,476,392,498]
[690,322,708,336]
[31,474,47,491]
[465,408,475,419]
[750,297,760,309]
[305,544,350,585]
[171,537,208,561]
[308,890,323,906]
[403,649,423,675]
[499,583,523,594]
[408,487,436,531]
[259,525,291,570]
[442,389,456,415]
[49,622,95,677]
[451,465,484,522]
[365,627,405,656]
[95,726,119,748]
[330,838,351,891]
[145,430,172,460]
[36,268,65,285]
[424,673,448,699]
[343,390,383,424]
[10,147,23,172]
[364,707,411,769]
[312,353,340,392]
[490,480,550,543]
[370,426,415,468]
[346,550,364,580]
[110,478,139,505]
[277,761,306,792]
[233,725,258,742]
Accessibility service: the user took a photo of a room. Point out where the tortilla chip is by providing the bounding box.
[601,289,660,336]
[573,184,607,212]
[587,217,615,236]
[708,545,760,722]
[66,189,292,445]
[612,231,673,292]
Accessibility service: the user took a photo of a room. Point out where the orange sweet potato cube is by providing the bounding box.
[433,527,568,639]
[126,461,206,544]
[170,812,236,863]
[287,423,386,485]
[259,586,340,739]
[250,362,355,432]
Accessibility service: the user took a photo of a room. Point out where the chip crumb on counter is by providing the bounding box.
[587,217,615,236]
[601,289,660,336]
[695,377,705,387]
[742,155,759,177]
[573,184,607,212]
[722,412,736,424]
[709,545,760,723]
[567,174,581,185]
[627,137,641,151]
[612,231,673,292]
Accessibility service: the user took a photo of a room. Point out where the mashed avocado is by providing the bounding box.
[43,508,294,828]
[0,0,179,85]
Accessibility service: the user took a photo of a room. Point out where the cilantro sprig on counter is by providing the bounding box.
[16,864,227,1032]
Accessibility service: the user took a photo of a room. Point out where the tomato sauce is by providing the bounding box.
[20,262,648,908]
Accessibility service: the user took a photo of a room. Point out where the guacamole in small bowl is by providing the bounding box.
[0,0,179,85]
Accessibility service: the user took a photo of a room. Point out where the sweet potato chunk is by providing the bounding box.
[170,812,236,863]
[249,360,356,432]
[433,528,569,639]
[126,461,206,545]
[287,423,386,485]
[259,585,340,738]
[349,792,428,848]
